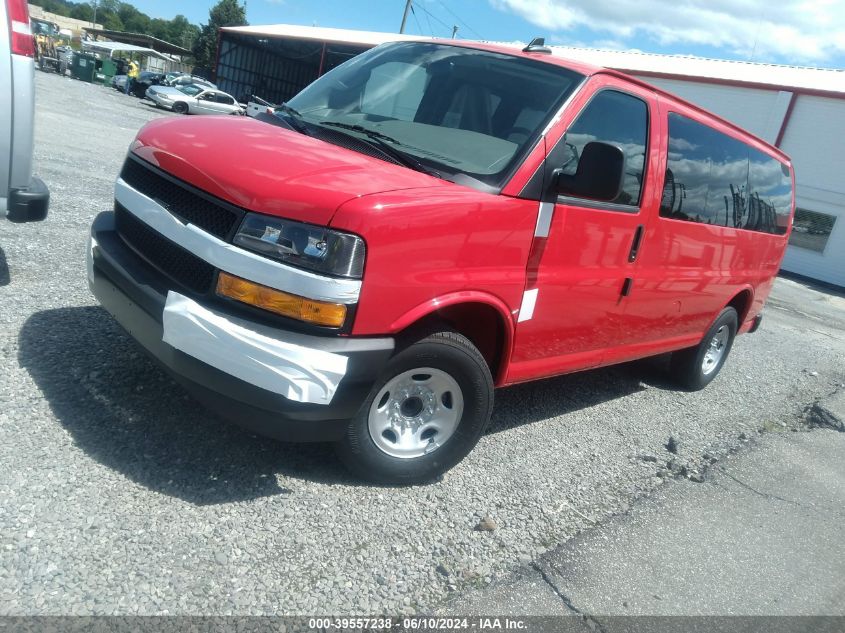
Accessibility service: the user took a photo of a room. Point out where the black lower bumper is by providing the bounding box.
[749,312,763,333]
[88,211,393,442]
[7,177,49,223]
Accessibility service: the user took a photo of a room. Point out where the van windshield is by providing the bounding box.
[285,42,583,188]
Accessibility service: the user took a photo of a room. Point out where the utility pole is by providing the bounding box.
[399,0,412,34]
[91,0,98,28]
[451,25,458,39]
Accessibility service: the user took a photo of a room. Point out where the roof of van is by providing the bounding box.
[221,24,845,97]
[220,24,803,161]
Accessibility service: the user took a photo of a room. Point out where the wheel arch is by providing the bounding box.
[726,287,754,324]
[390,293,515,386]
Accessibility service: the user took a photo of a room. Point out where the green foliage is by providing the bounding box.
[68,3,93,21]
[192,0,248,72]
[32,0,206,54]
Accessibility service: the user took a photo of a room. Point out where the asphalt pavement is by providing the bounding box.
[443,424,845,619]
[0,71,843,616]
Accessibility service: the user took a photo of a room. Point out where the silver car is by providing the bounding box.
[166,73,216,89]
[1,0,48,222]
[146,84,244,115]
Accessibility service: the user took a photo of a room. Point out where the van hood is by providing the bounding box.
[130,116,447,226]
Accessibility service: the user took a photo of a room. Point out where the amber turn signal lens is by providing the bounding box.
[216,272,347,328]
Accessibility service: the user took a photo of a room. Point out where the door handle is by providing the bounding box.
[628,224,645,262]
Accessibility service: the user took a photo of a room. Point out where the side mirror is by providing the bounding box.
[555,141,626,202]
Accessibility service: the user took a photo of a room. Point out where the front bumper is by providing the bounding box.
[145,90,172,108]
[88,211,393,442]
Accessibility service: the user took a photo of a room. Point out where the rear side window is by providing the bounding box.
[560,90,649,207]
[661,113,791,235]
[216,94,235,105]
[747,148,792,235]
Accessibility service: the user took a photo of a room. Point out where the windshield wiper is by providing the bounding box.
[273,103,310,135]
[318,121,440,177]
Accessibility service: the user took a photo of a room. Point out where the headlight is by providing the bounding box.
[234,213,365,279]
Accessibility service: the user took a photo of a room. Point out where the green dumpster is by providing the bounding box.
[70,52,98,82]
[95,57,117,84]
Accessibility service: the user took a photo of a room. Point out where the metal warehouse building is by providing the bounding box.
[214,24,845,288]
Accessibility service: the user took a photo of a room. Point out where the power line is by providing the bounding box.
[414,2,458,38]
[436,1,484,39]
[410,4,425,36]
[422,5,435,37]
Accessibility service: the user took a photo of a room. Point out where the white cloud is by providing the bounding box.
[490,0,845,63]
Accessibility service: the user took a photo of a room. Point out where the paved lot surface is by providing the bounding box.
[444,428,845,618]
[1,72,844,615]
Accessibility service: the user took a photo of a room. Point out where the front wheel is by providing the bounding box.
[335,331,494,484]
[670,307,738,390]
[172,101,189,114]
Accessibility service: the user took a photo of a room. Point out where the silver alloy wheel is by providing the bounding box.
[702,325,729,375]
[367,367,464,459]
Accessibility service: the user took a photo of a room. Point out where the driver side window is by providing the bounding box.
[561,90,648,206]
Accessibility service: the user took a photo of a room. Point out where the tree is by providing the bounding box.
[34,0,203,52]
[168,15,201,51]
[39,0,71,17]
[192,0,247,73]
[149,18,170,41]
[117,4,151,33]
[69,4,94,21]
[100,13,124,31]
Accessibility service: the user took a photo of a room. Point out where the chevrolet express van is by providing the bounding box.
[88,39,794,483]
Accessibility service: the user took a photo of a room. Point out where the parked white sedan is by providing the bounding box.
[145,84,244,115]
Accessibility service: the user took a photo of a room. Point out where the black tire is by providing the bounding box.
[172,102,189,114]
[335,331,494,484]
[670,307,738,390]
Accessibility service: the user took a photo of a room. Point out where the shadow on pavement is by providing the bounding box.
[18,306,355,504]
[19,306,674,501]
[487,355,670,434]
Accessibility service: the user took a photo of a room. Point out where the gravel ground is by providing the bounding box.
[1,71,843,616]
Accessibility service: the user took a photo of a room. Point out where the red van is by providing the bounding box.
[88,39,794,483]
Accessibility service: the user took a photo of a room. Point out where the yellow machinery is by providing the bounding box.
[31,18,63,73]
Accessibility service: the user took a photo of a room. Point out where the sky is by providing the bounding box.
[128,0,845,68]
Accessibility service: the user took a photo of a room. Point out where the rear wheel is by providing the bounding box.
[670,307,738,390]
[172,102,189,114]
[336,331,493,484]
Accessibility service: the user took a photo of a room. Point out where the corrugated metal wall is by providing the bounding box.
[215,33,368,105]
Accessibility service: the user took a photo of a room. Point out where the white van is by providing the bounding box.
[1,0,49,222]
